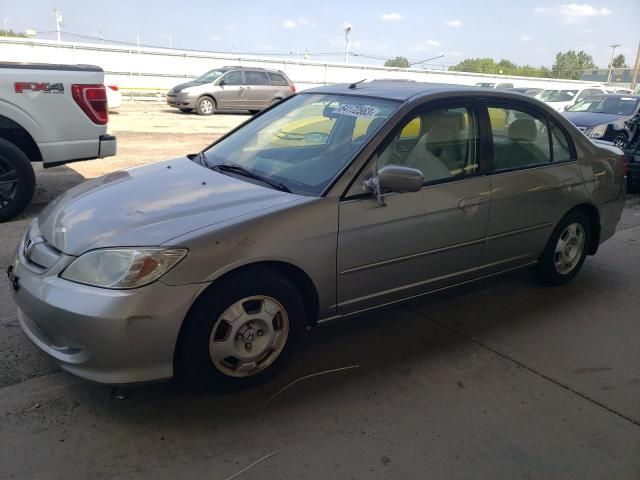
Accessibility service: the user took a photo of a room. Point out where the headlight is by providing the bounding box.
[587,124,607,138]
[61,248,187,289]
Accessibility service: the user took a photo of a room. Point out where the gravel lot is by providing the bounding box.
[1,101,639,479]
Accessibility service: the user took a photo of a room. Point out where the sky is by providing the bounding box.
[1,0,638,68]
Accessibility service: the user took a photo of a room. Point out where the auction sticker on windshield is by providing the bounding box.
[334,104,381,117]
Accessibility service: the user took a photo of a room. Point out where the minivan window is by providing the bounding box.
[203,94,400,195]
[245,71,270,85]
[488,106,551,170]
[378,107,478,183]
[221,71,244,85]
[194,69,226,83]
[269,73,289,86]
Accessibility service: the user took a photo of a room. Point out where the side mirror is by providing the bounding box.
[379,165,424,193]
[218,79,226,87]
[364,164,424,206]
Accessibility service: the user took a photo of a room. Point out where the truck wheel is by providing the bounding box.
[0,138,36,222]
[196,97,216,115]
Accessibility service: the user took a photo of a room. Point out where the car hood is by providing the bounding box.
[562,112,628,128]
[170,81,204,93]
[38,157,300,255]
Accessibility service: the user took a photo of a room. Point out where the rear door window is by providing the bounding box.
[269,73,289,86]
[487,105,551,170]
[245,71,270,85]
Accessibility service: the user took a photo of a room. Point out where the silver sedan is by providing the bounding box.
[8,82,626,390]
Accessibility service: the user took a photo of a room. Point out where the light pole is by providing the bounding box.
[3,18,8,36]
[53,8,63,42]
[344,24,352,63]
[606,44,621,85]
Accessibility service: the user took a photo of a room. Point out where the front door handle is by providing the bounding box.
[458,194,487,213]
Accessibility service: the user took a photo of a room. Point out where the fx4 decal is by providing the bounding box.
[14,82,65,94]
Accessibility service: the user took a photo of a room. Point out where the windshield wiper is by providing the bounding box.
[211,163,292,193]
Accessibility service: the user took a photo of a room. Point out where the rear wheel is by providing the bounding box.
[270,98,282,106]
[177,268,306,391]
[532,210,591,285]
[0,138,36,222]
[196,97,216,115]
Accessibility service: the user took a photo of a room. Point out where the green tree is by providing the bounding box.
[384,56,410,68]
[0,29,28,38]
[448,58,552,78]
[551,50,595,80]
[611,54,627,68]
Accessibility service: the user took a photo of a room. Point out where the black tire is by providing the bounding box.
[612,134,627,148]
[270,98,282,106]
[532,210,591,285]
[177,268,306,391]
[0,138,36,222]
[249,110,260,115]
[196,96,216,116]
[179,108,193,113]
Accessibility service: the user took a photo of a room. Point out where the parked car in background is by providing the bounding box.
[562,94,640,146]
[605,87,633,95]
[166,67,295,115]
[9,82,625,390]
[106,84,122,110]
[507,87,543,97]
[537,86,607,112]
[0,62,116,221]
[475,82,514,89]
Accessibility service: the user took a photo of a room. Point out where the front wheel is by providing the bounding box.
[196,97,216,115]
[532,210,591,285]
[0,139,36,222]
[177,268,306,391]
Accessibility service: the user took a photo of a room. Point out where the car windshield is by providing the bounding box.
[568,96,640,115]
[203,93,400,195]
[194,69,226,83]
[538,89,578,102]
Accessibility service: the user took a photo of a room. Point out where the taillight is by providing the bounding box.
[290,84,296,93]
[72,84,108,125]
[108,85,119,91]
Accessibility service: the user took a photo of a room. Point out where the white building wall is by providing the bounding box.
[1,37,602,93]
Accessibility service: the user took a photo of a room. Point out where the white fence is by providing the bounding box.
[0,37,603,94]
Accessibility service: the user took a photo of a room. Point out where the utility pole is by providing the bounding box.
[631,41,640,90]
[343,24,352,63]
[606,44,621,85]
[3,18,8,36]
[53,8,63,42]
[168,33,172,49]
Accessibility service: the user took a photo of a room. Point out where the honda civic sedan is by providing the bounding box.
[8,81,626,390]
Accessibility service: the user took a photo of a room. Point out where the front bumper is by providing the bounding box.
[9,242,205,384]
[166,92,197,109]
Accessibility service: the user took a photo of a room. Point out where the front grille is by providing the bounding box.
[21,223,63,273]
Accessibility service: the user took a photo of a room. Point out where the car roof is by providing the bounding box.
[585,94,640,99]
[303,81,488,101]
[223,66,287,74]
[303,81,550,103]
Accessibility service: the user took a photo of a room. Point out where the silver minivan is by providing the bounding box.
[166,66,295,115]
[10,82,626,391]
